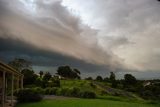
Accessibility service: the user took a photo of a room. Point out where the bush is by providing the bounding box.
[44,88,51,95]
[55,88,96,98]
[44,87,58,95]
[141,90,153,99]
[55,88,62,96]
[60,88,70,96]
[80,91,96,98]
[16,88,43,103]
[101,90,108,95]
[54,87,81,97]
[70,87,80,97]
[33,87,45,95]
[90,83,96,88]
[50,88,58,95]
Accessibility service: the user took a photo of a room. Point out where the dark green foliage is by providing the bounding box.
[21,69,37,86]
[109,72,117,88]
[101,90,108,95]
[90,82,96,88]
[8,58,31,72]
[39,71,44,78]
[57,66,81,79]
[79,91,96,98]
[104,77,109,82]
[124,74,137,85]
[58,87,80,97]
[85,77,93,80]
[125,87,137,92]
[45,87,58,95]
[16,88,43,103]
[33,87,45,95]
[44,77,60,88]
[73,69,81,75]
[141,90,153,100]
[111,80,118,88]
[70,87,81,97]
[51,78,60,87]
[109,72,115,82]
[35,77,43,87]
[141,84,160,100]
[54,87,95,98]
[43,72,52,81]
[96,76,103,81]
[59,88,70,96]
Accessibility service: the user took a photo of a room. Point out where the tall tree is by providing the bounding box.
[39,71,44,78]
[109,72,117,88]
[56,66,81,79]
[8,58,31,72]
[43,72,52,81]
[21,69,37,86]
[96,76,103,81]
[109,72,115,82]
[124,74,137,86]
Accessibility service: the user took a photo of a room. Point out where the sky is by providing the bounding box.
[0,0,160,79]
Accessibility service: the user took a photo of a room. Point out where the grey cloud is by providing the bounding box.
[1,0,160,79]
[0,37,112,78]
[0,0,124,72]
[62,0,160,72]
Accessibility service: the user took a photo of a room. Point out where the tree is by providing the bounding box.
[109,72,117,88]
[123,74,137,88]
[43,72,52,81]
[109,72,115,82]
[48,77,60,87]
[85,77,93,80]
[21,69,37,86]
[8,58,31,72]
[56,66,81,79]
[124,74,137,87]
[104,77,109,82]
[39,71,44,78]
[35,77,43,87]
[111,80,118,88]
[96,76,103,81]
[73,69,81,75]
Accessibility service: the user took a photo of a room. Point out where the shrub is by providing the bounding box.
[44,87,58,95]
[141,90,153,99]
[44,88,51,95]
[60,88,70,96]
[55,88,62,96]
[90,83,96,88]
[70,87,80,97]
[50,87,58,95]
[33,87,45,95]
[101,90,108,95]
[16,88,43,103]
[80,91,96,98]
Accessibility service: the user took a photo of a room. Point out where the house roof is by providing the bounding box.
[0,61,23,77]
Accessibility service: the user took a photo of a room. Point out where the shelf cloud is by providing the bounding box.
[0,0,160,78]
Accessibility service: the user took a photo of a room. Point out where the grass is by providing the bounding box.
[17,80,159,107]
[16,99,160,107]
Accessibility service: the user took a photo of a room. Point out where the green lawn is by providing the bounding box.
[16,99,160,107]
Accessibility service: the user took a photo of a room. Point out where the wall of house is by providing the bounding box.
[0,72,3,103]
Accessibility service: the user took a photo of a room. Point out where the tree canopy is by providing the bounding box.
[8,58,32,72]
[124,74,137,86]
[56,65,81,79]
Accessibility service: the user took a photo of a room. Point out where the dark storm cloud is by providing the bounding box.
[0,0,125,75]
[0,37,111,76]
